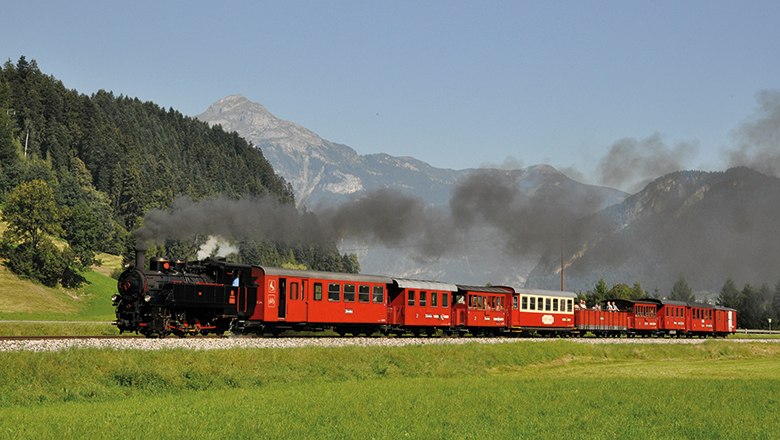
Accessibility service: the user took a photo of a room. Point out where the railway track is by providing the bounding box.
[1,334,778,353]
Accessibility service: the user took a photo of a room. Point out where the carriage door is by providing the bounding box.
[278,278,287,319]
[303,280,309,321]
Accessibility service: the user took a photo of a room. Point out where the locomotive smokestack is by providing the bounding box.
[135,245,147,270]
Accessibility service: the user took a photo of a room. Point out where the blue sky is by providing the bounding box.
[3,1,779,187]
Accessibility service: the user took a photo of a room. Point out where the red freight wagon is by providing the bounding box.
[387,279,457,336]
[242,267,392,336]
[509,289,576,335]
[452,286,513,335]
[574,307,627,337]
[713,305,737,336]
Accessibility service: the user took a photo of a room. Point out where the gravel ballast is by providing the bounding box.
[1,336,777,352]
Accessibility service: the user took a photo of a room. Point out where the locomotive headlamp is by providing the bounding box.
[144,294,152,303]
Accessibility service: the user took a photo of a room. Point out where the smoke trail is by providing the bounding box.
[135,195,304,247]
[134,167,609,261]
[596,134,697,193]
[728,89,780,176]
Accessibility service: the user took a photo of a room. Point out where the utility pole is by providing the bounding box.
[560,237,565,292]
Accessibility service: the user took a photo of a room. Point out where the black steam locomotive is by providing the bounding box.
[112,249,250,338]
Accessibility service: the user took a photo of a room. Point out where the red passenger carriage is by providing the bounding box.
[713,305,737,336]
[239,267,392,336]
[452,286,513,336]
[387,279,457,336]
[509,289,576,335]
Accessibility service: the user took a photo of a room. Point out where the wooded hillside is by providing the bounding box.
[0,56,357,287]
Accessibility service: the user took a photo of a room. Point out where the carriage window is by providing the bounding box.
[545,298,551,311]
[431,292,438,307]
[442,293,449,308]
[521,296,528,310]
[344,284,355,302]
[478,296,485,309]
[497,297,504,311]
[358,285,370,303]
[328,283,340,302]
[373,286,384,303]
[567,299,573,312]
[420,291,427,307]
[530,297,536,311]
[408,290,415,306]
[513,296,519,310]
[553,298,559,312]
[314,283,323,301]
[290,282,299,300]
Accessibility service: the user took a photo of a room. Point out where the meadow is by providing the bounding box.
[1,340,778,439]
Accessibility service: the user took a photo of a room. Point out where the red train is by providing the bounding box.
[113,252,737,338]
[573,298,736,338]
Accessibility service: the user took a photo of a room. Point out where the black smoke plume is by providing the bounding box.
[135,168,607,262]
[596,133,697,193]
[728,89,780,176]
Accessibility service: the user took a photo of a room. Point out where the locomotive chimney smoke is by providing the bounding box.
[596,134,697,193]
[133,167,609,263]
[134,195,304,246]
[727,90,780,177]
[197,235,239,260]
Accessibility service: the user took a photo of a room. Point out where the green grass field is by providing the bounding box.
[0,252,120,323]
[0,341,778,438]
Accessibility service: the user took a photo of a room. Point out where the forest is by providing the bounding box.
[0,56,358,289]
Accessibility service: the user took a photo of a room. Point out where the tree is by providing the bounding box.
[772,280,780,322]
[630,283,646,300]
[2,179,62,250]
[1,179,85,287]
[62,202,111,267]
[670,276,694,302]
[608,283,633,300]
[739,284,761,329]
[585,278,609,307]
[718,278,741,309]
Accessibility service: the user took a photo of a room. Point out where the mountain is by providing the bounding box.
[197,95,465,209]
[526,167,780,293]
[197,95,627,285]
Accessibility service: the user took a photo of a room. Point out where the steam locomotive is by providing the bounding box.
[113,249,738,338]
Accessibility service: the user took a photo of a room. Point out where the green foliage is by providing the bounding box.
[718,278,741,308]
[0,56,347,275]
[670,275,694,302]
[1,179,62,248]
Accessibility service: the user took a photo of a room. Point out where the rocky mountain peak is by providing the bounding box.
[198,94,325,150]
